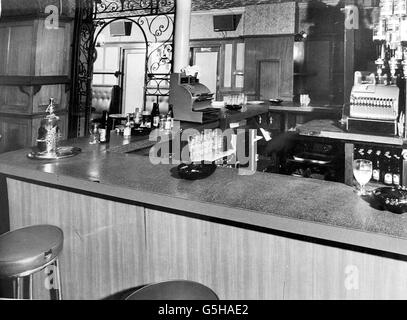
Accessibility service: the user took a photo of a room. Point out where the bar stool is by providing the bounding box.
[0,225,63,300]
[125,280,219,300]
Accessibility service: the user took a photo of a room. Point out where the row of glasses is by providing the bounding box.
[223,94,248,106]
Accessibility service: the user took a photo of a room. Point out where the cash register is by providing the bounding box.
[346,72,401,136]
[169,73,219,123]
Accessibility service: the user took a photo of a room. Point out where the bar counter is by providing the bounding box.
[2,134,407,299]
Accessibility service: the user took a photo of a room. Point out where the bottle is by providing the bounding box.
[151,103,160,129]
[167,104,174,129]
[124,114,132,138]
[393,154,401,186]
[373,149,382,183]
[383,151,393,185]
[134,108,142,127]
[142,110,152,129]
[129,113,135,128]
[165,113,172,131]
[366,149,374,163]
[99,111,111,144]
[37,98,61,154]
[159,114,166,131]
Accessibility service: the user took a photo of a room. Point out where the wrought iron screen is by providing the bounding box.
[70,0,176,137]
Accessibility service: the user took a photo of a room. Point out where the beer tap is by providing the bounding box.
[375,43,386,84]
[402,47,407,79]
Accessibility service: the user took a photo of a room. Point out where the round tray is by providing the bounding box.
[28,147,82,160]
[372,186,407,214]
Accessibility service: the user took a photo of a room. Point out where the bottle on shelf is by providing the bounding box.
[393,154,401,186]
[383,151,393,185]
[99,111,111,144]
[151,103,160,129]
[366,148,374,162]
[373,149,382,183]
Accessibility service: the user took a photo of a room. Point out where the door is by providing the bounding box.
[257,59,281,100]
[191,47,220,98]
[122,48,147,115]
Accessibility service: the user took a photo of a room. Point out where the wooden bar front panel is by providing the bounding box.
[6,179,407,300]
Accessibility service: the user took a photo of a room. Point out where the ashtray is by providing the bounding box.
[372,186,407,214]
[28,147,82,160]
[269,99,283,106]
[177,163,217,181]
[225,105,243,111]
[131,127,152,136]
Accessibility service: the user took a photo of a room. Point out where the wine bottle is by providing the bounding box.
[99,111,111,144]
[152,103,160,129]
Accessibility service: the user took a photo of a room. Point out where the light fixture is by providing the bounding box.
[295,31,308,42]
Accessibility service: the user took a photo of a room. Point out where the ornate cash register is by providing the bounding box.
[347,72,401,137]
[169,73,218,123]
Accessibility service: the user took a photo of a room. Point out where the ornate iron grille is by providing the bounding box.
[94,0,175,18]
[71,0,175,137]
[70,0,96,138]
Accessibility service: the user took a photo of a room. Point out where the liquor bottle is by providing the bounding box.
[124,114,132,138]
[383,151,393,185]
[393,154,401,186]
[99,111,111,144]
[151,103,160,129]
[168,104,174,129]
[373,149,382,183]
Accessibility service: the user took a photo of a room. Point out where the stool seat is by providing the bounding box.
[125,280,219,300]
[0,225,63,278]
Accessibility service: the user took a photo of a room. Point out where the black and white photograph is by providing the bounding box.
[0,0,406,306]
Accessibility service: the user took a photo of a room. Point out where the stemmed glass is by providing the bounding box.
[353,159,373,196]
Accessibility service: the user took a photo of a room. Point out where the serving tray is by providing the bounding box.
[28,147,82,160]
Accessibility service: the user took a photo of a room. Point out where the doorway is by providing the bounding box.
[122,48,147,114]
[191,46,220,98]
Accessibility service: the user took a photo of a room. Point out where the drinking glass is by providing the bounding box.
[89,122,100,145]
[353,159,373,196]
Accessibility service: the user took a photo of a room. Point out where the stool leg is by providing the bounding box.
[12,278,18,299]
[48,259,62,300]
[16,277,24,300]
[28,275,33,300]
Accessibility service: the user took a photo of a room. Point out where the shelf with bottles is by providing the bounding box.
[353,143,404,188]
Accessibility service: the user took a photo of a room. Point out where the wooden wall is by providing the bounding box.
[0,18,72,153]
[244,36,294,101]
[6,178,407,300]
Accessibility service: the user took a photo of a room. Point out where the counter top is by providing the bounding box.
[298,119,406,146]
[269,103,342,114]
[1,135,407,257]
